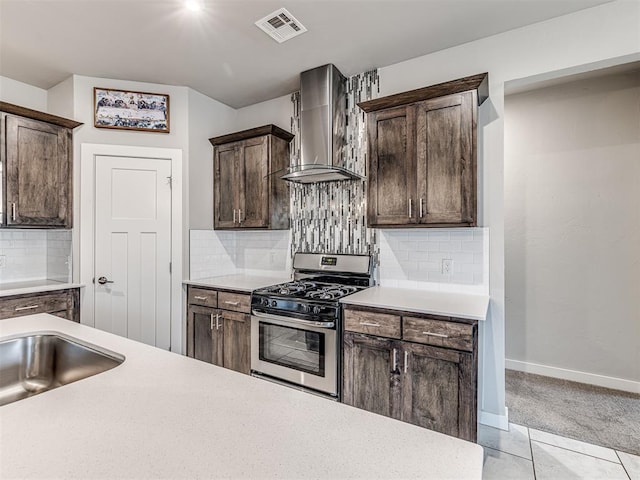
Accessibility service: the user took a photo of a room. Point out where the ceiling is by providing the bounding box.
[0,0,614,109]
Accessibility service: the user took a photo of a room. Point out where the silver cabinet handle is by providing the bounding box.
[422,331,449,338]
[238,209,243,223]
[11,202,16,221]
[420,198,424,218]
[233,209,236,223]
[392,348,398,372]
[408,198,412,218]
[224,301,240,306]
[193,296,208,301]
[359,321,381,327]
[216,314,221,330]
[210,313,214,330]
[404,350,409,373]
[15,304,39,311]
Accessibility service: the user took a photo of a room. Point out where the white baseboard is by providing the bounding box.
[479,407,509,430]
[506,359,640,394]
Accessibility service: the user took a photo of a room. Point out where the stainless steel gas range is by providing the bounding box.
[250,253,372,399]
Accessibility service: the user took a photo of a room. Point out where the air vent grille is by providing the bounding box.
[255,8,307,43]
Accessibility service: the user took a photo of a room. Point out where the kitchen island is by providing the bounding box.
[0,314,483,479]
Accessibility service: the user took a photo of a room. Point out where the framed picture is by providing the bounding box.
[94,87,170,133]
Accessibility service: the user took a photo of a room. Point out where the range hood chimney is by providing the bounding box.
[281,64,363,183]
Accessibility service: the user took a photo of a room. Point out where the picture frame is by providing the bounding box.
[94,87,170,133]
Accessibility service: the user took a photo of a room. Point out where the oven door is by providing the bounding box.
[251,311,337,397]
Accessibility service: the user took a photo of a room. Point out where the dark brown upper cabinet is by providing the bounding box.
[359,73,488,228]
[0,102,82,228]
[210,125,292,230]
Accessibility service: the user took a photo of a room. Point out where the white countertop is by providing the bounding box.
[341,286,490,321]
[0,279,84,297]
[0,315,483,479]
[184,273,291,292]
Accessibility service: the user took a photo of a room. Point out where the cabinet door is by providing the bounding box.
[400,341,476,441]
[343,332,401,419]
[415,91,476,226]
[238,136,269,228]
[214,142,240,229]
[4,115,71,227]
[221,310,251,374]
[186,305,223,366]
[367,106,416,226]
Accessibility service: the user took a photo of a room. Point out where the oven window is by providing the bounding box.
[258,322,325,376]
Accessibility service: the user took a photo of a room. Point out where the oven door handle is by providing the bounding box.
[251,310,335,329]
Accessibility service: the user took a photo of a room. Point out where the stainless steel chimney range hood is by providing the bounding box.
[281,64,363,184]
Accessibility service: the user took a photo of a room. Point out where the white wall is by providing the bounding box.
[187,89,237,230]
[505,69,640,391]
[0,76,47,110]
[234,94,292,133]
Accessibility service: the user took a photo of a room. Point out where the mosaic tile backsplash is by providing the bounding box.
[289,70,380,260]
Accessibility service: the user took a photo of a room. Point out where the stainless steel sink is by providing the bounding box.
[0,332,124,406]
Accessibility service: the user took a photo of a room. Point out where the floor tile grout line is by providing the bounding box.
[481,445,534,463]
[528,426,538,480]
[615,450,633,480]
[530,439,623,465]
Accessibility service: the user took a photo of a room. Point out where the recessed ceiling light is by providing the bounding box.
[185,0,202,12]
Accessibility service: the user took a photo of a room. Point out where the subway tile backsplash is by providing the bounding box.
[0,230,72,283]
[378,228,489,294]
[190,229,291,280]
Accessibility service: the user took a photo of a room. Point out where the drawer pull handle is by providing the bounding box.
[15,305,39,311]
[422,331,449,338]
[194,296,208,300]
[224,301,240,306]
[359,321,381,327]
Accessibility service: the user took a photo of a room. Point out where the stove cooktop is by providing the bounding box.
[254,281,363,302]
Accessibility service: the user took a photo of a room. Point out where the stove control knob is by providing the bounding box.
[313,306,321,314]
[271,300,277,308]
[261,297,269,306]
[301,304,310,313]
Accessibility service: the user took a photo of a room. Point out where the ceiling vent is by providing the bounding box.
[255,8,307,43]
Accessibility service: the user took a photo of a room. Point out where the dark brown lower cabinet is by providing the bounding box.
[186,305,223,366]
[342,333,400,419]
[0,288,80,323]
[185,285,251,375]
[342,307,478,442]
[221,310,250,375]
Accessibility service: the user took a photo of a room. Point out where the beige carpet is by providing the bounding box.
[505,370,640,456]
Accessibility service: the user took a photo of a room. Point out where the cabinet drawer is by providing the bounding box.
[218,291,251,314]
[344,309,401,339]
[403,317,473,352]
[188,287,218,307]
[0,293,69,319]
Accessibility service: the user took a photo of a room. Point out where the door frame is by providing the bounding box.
[79,143,183,352]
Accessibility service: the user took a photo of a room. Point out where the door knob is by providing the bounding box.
[97,276,114,285]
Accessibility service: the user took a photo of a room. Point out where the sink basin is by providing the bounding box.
[0,332,124,406]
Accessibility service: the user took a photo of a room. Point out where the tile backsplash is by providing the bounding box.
[190,229,290,280]
[0,230,72,283]
[378,228,489,294]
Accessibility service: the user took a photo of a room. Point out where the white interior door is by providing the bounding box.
[94,155,172,349]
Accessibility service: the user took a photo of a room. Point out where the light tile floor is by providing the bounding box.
[480,423,640,480]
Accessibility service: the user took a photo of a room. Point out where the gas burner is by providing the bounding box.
[306,285,358,301]
[273,281,316,296]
